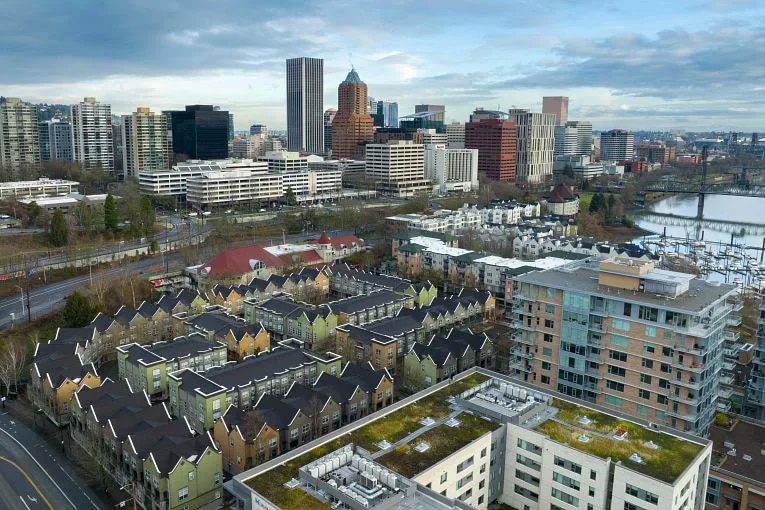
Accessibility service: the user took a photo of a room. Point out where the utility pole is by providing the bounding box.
[26,282,31,322]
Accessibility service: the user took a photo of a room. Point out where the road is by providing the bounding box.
[0,411,103,509]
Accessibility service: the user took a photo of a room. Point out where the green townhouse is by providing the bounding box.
[70,379,223,510]
[168,339,343,432]
[250,296,337,350]
[117,333,227,402]
[328,263,438,306]
[321,289,414,326]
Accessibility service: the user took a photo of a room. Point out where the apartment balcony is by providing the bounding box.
[583,381,599,391]
[513,348,536,360]
[723,348,739,359]
[723,360,737,371]
[589,323,605,332]
[725,330,741,343]
[589,306,608,316]
[727,315,743,327]
[717,400,732,413]
[510,359,534,373]
[587,337,603,348]
[719,374,735,386]
[667,407,698,422]
[675,378,702,391]
[675,343,705,356]
[719,387,735,401]
[731,300,744,312]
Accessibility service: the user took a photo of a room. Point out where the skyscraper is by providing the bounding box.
[0,98,40,170]
[286,57,324,153]
[71,97,114,171]
[507,109,555,184]
[377,101,399,128]
[554,121,592,157]
[414,104,445,123]
[121,107,172,177]
[38,119,74,161]
[250,124,267,136]
[600,129,635,161]
[164,105,229,160]
[323,108,336,152]
[464,118,517,182]
[542,96,569,126]
[331,69,374,160]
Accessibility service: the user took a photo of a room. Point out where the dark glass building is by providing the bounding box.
[164,105,229,160]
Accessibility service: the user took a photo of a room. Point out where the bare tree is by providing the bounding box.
[0,337,30,396]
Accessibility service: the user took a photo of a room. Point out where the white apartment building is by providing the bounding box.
[461,201,541,226]
[0,98,40,170]
[600,129,634,161]
[231,134,266,159]
[424,144,479,193]
[446,122,465,149]
[0,178,79,199]
[387,208,483,233]
[71,97,114,171]
[507,109,555,184]
[416,128,447,145]
[258,150,313,173]
[308,159,365,176]
[121,107,171,177]
[554,155,605,180]
[138,162,220,198]
[186,169,282,208]
[365,140,431,197]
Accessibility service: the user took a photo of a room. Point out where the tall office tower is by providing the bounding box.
[367,96,377,115]
[464,118,517,182]
[250,124,267,136]
[228,113,235,141]
[331,69,374,160]
[512,257,737,436]
[0,98,40,170]
[445,122,465,149]
[164,105,229,160]
[542,95,569,126]
[746,295,765,419]
[323,108,337,152]
[507,109,555,184]
[600,129,635,161]
[554,121,593,157]
[286,57,324,153]
[38,119,74,161]
[364,140,430,196]
[425,144,478,193]
[71,97,114,171]
[413,128,447,146]
[121,107,171,177]
[414,104,445,123]
[377,101,399,128]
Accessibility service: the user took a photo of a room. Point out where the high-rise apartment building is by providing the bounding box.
[38,119,74,161]
[600,129,634,161]
[164,105,229,160]
[511,257,737,436]
[323,108,336,152]
[250,124,267,136]
[121,107,172,177]
[425,144,478,193]
[745,295,765,419]
[377,101,399,128]
[542,96,569,125]
[0,98,40,170]
[71,97,114,171]
[635,143,676,165]
[413,128,447,146]
[464,118,517,182]
[331,69,374,160]
[507,109,555,184]
[286,57,324,153]
[554,121,592,157]
[365,140,431,197]
[445,122,465,149]
[414,104,445,123]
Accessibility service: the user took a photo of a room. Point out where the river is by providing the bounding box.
[635,194,765,251]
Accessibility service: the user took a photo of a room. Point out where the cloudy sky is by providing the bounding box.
[2,0,764,131]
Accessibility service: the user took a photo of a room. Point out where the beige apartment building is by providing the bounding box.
[0,98,40,170]
[511,257,739,436]
[121,107,171,177]
[364,140,431,197]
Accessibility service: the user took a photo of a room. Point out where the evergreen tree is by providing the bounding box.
[285,187,297,206]
[104,193,118,232]
[589,193,604,213]
[62,291,98,327]
[49,209,68,246]
[139,196,156,236]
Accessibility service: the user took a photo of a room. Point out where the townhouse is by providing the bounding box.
[116,334,228,401]
[248,296,336,350]
[321,290,414,326]
[177,308,271,360]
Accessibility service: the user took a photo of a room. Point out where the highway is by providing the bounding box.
[0,411,103,509]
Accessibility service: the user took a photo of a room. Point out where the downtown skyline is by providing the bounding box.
[1,0,764,132]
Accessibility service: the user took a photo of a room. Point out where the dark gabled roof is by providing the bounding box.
[108,403,170,440]
[267,274,289,287]
[185,310,248,335]
[313,372,361,403]
[547,183,578,203]
[336,324,397,346]
[340,362,392,392]
[362,315,423,338]
[329,264,411,291]
[298,267,323,280]
[322,290,404,315]
[446,328,490,351]
[156,295,182,313]
[137,301,161,319]
[413,335,470,367]
[176,288,206,305]
[397,243,426,254]
[36,353,93,387]
[171,369,226,396]
[206,347,320,390]
[126,334,219,365]
[544,250,591,261]
[129,419,213,475]
[255,297,306,316]
[74,379,141,415]
[253,394,299,429]
[121,344,163,366]
[91,313,116,332]
[454,287,492,304]
[247,277,272,292]
[453,251,488,263]
[283,383,332,415]
[410,342,452,367]
[220,405,270,439]
[393,229,456,242]
[55,326,96,344]
[114,306,142,326]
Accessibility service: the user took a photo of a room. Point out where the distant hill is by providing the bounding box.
[36,103,71,122]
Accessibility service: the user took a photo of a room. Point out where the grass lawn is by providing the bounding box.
[578,192,594,211]
[536,398,704,483]
[246,372,489,509]
[377,413,500,478]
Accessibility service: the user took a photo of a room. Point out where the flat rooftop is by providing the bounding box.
[515,265,737,313]
[710,419,765,484]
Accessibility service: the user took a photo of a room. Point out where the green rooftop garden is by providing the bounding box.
[246,372,489,509]
[377,413,501,478]
[535,398,704,483]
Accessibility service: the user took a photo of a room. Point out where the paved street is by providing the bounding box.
[0,410,104,509]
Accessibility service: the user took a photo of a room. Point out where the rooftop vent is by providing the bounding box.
[376,440,392,450]
[645,441,660,450]
[628,453,644,464]
[420,417,435,427]
[414,442,431,453]
[445,418,461,428]
[743,454,752,461]
[577,415,593,426]
[578,434,591,443]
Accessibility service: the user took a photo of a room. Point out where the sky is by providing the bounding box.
[2,0,764,132]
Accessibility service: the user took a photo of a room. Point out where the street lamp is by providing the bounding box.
[13,285,24,316]
[119,482,137,510]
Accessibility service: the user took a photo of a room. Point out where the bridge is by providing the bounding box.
[645,180,765,198]
[636,211,765,236]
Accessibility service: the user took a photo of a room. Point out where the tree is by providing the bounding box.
[285,187,297,206]
[0,338,29,396]
[62,291,99,327]
[75,201,94,235]
[589,193,604,214]
[104,193,118,232]
[49,209,68,246]
[139,196,156,236]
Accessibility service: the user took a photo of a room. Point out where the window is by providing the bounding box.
[544,333,553,343]
[638,389,650,399]
[543,347,553,356]
[638,306,658,322]
[623,303,632,316]
[611,335,629,347]
[214,472,220,484]
[440,472,447,483]
[645,326,657,337]
[640,374,652,384]
[609,350,627,362]
[547,288,556,298]
[481,447,487,458]
[605,395,624,407]
[188,471,195,481]
[541,375,550,384]
[659,378,669,389]
[542,361,551,370]
[662,346,673,357]
[553,471,580,491]
[551,487,579,506]
[626,483,659,505]
[178,487,189,501]
[657,395,668,405]
[545,304,554,313]
[553,456,581,474]
[643,343,655,353]
[607,365,625,377]
[636,404,649,416]
[590,470,597,480]
[544,319,555,328]
[606,380,624,392]
[515,469,540,486]
[612,319,630,331]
